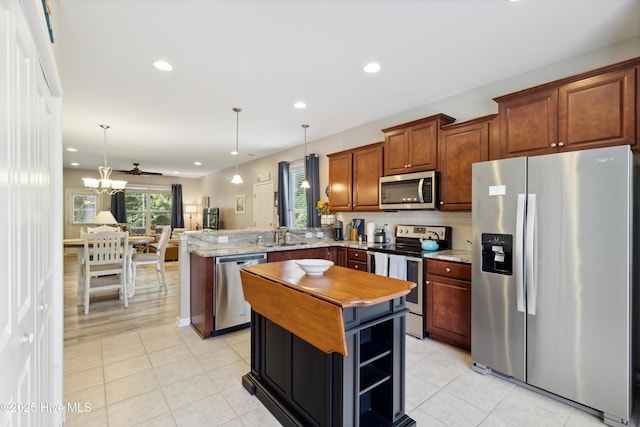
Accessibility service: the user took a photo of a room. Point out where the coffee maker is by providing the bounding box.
[333,220,343,241]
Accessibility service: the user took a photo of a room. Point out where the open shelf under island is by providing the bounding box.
[240,260,417,427]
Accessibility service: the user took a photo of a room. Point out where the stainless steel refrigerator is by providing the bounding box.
[471,145,636,427]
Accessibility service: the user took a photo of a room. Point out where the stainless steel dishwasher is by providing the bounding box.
[214,252,267,332]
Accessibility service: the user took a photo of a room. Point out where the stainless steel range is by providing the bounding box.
[366,225,452,338]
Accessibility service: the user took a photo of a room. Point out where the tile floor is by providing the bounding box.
[63,322,635,426]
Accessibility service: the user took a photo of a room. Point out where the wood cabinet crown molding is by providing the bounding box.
[493,56,640,103]
[381,113,456,134]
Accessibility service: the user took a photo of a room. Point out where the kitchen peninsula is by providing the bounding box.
[240,261,417,427]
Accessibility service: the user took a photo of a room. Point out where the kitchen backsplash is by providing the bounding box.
[335,210,472,250]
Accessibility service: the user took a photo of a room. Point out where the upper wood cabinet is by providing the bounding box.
[438,115,495,211]
[494,60,638,159]
[382,114,455,176]
[328,142,383,212]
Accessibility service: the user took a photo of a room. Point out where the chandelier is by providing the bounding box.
[82,124,127,195]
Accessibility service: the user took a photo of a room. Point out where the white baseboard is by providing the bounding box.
[175,316,191,328]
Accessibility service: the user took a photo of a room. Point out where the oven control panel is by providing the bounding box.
[395,225,449,241]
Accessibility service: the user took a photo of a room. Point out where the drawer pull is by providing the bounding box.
[445,267,451,273]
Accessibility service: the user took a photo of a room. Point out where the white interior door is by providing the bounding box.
[0,1,63,425]
[253,181,274,228]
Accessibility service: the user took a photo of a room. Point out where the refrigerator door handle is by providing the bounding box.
[526,194,537,315]
[516,193,526,313]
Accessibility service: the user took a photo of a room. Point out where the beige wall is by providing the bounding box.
[199,37,640,243]
[63,168,202,238]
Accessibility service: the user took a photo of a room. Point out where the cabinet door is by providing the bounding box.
[439,119,491,211]
[426,274,471,351]
[498,89,558,158]
[337,247,348,267]
[383,129,409,175]
[352,143,382,211]
[558,67,636,151]
[408,121,438,172]
[267,248,325,262]
[328,151,353,211]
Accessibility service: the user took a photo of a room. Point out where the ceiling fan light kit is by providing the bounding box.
[83,124,128,195]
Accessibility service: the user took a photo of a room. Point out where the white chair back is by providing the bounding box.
[81,230,129,314]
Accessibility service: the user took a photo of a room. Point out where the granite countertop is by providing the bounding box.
[189,239,379,258]
[423,249,472,264]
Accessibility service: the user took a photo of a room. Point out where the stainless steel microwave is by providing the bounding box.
[379,170,438,210]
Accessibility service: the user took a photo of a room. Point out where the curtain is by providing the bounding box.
[277,161,290,228]
[171,184,184,229]
[110,191,127,223]
[305,154,320,228]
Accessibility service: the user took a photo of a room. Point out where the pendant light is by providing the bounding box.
[300,124,310,189]
[230,107,243,184]
[82,124,127,195]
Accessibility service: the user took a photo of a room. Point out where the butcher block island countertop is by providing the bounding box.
[240,260,417,427]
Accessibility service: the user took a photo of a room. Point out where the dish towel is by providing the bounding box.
[388,255,407,280]
[374,252,388,276]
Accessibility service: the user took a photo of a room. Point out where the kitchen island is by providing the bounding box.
[240,260,416,427]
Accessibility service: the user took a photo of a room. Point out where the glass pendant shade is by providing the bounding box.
[231,108,243,184]
[300,124,310,189]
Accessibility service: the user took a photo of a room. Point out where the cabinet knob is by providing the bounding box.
[22,332,34,344]
[440,201,444,205]
[445,267,451,273]
[407,164,412,168]
[354,253,360,257]
[426,280,430,285]
[354,265,360,269]
[558,142,565,147]
[550,143,557,148]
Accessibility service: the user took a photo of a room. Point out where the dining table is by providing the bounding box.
[63,234,155,298]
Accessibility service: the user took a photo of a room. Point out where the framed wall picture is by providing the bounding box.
[235,194,246,214]
[202,196,210,208]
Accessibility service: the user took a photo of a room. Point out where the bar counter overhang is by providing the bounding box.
[240,260,417,427]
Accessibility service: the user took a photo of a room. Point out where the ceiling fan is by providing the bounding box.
[116,163,163,176]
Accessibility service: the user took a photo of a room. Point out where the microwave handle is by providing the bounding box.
[418,178,424,203]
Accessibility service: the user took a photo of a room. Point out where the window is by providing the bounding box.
[125,189,172,234]
[288,160,307,229]
[71,194,98,224]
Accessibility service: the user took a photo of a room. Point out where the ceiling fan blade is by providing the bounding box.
[140,171,163,176]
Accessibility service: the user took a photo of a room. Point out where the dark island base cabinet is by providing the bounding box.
[242,301,416,427]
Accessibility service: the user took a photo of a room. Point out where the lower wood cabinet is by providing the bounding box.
[266,247,326,262]
[243,301,414,426]
[425,259,472,351]
[347,248,367,271]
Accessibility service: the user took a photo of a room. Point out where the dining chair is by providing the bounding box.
[131,226,170,294]
[81,230,129,315]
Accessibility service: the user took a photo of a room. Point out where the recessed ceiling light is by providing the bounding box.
[294,101,307,109]
[66,147,78,152]
[194,161,202,166]
[363,62,381,74]
[173,171,180,175]
[71,162,79,166]
[153,60,173,71]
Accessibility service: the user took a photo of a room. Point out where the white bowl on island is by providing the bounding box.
[295,259,334,276]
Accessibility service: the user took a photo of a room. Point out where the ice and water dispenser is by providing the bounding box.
[481,233,513,275]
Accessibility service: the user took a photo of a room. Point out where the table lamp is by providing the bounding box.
[93,210,118,225]
[185,205,197,230]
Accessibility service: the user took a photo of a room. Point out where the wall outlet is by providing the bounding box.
[316,231,324,238]
[218,236,229,243]
[305,232,313,239]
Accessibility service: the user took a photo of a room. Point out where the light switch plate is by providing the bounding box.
[305,232,313,238]
[218,236,229,243]
[316,232,323,238]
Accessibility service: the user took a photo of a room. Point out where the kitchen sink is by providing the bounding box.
[262,242,299,247]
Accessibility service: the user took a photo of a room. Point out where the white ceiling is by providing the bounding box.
[57,0,640,178]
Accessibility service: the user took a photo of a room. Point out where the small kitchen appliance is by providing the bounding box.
[333,220,343,241]
[373,229,386,243]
